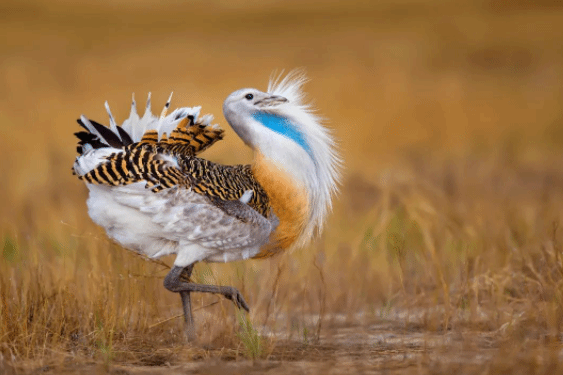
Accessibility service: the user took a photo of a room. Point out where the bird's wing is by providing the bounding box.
[73,95,271,218]
[109,184,277,252]
[76,145,271,218]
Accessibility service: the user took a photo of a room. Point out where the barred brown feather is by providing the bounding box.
[75,114,271,217]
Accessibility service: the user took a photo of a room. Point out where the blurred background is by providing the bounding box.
[3,0,562,179]
[3,0,563,370]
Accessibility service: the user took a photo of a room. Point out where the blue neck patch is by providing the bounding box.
[252,112,311,155]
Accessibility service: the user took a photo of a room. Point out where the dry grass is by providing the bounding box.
[2,0,563,373]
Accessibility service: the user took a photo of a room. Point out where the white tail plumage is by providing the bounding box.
[79,93,217,148]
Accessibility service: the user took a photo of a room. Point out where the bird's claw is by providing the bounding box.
[221,286,250,312]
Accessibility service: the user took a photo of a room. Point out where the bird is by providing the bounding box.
[72,71,341,341]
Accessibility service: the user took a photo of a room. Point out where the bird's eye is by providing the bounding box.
[245,93,254,100]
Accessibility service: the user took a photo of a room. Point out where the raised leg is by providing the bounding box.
[164,265,250,341]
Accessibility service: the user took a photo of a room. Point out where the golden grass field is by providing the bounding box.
[2,0,563,373]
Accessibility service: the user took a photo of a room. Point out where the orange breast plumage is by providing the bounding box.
[251,152,310,258]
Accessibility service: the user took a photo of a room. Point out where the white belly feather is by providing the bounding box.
[86,182,265,266]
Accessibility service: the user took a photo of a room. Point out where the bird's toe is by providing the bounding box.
[221,286,250,312]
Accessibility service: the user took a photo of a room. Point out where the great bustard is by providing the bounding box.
[73,71,341,340]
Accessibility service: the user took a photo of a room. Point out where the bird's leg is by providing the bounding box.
[179,264,195,342]
[164,265,250,340]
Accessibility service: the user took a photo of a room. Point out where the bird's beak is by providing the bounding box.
[255,95,288,108]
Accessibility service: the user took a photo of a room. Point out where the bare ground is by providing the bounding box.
[4,310,561,375]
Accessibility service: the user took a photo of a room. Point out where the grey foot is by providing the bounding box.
[219,286,250,312]
[163,264,251,341]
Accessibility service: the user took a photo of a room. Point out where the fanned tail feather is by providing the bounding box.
[79,145,188,193]
[74,93,224,156]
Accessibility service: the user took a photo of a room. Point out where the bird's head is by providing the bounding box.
[223,71,341,248]
[223,89,292,147]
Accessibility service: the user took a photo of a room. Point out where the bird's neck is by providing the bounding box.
[251,152,310,255]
